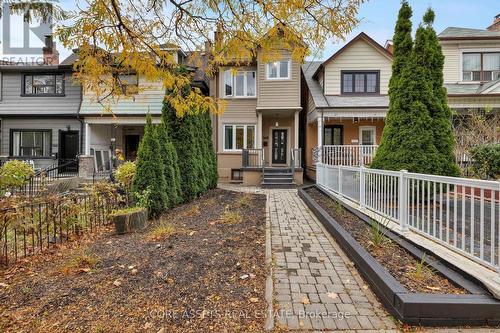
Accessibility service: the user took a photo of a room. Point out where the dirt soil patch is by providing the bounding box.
[306,187,467,295]
[0,189,268,333]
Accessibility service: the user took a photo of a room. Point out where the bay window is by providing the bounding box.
[266,60,290,79]
[223,124,256,151]
[11,130,51,157]
[223,70,256,97]
[463,52,500,82]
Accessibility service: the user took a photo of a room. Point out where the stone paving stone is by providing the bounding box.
[218,185,398,331]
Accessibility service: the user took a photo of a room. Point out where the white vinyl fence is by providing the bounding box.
[321,145,378,166]
[316,163,500,273]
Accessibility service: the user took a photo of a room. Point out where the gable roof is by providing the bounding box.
[438,27,500,40]
[312,32,393,79]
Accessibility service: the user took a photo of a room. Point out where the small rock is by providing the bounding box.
[240,274,249,280]
[128,265,135,270]
[131,269,138,275]
[113,279,122,287]
[327,292,338,299]
[156,244,161,249]
[189,231,195,236]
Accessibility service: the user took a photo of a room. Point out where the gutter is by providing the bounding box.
[76,84,84,154]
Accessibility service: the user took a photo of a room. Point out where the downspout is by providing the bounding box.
[76,84,84,154]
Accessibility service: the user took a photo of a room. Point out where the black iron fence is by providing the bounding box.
[0,191,120,267]
[14,159,79,197]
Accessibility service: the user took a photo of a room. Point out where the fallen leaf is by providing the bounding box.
[157,328,165,333]
[299,321,304,327]
[128,265,135,270]
[166,277,175,285]
[240,274,249,280]
[113,279,122,287]
[144,322,153,329]
[426,286,441,291]
[327,292,338,299]
[131,269,138,275]
[362,285,369,290]
[318,257,326,262]
[249,273,256,278]
[302,297,310,305]
[249,297,259,303]
[118,265,125,268]
[0,283,9,288]
[189,231,195,236]
[81,268,91,273]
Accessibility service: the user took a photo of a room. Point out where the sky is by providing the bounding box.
[0,0,499,62]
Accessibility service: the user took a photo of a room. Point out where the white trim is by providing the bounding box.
[83,116,161,125]
[222,123,257,152]
[265,60,291,80]
[359,126,376,145]
[222,70,257,98]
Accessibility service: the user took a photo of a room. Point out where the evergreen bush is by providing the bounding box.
[132,114,168,217]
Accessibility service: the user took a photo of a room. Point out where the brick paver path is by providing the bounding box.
[219,185,398,332]
[268,189,397,331]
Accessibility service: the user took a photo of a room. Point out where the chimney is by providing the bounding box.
[384,40,393,54]
[214,23,223,53]
[42,35,59,65]
[487,14,500,31]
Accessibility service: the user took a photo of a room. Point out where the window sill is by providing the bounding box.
[20,94,66,97]
[265,78,292,81]
[222,96,257,100]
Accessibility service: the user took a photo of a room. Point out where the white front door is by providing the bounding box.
[359,126,376,145]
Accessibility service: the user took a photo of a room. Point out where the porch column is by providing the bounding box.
[257,111,263,149]
[84,122,91,155]
[317,116,323,164]
[294,110,299,149]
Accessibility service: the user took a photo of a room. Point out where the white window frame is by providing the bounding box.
[223,124,257,151]
[359,126,376,146]
[222,70,256,98]
[266,60,291,80]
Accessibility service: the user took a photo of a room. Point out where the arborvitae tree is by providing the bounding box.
[168,108,201,202]
[371,0,413,170]
[202,112,218,188]
[192,114,209,194]
[420,9,460,176]
[372,15,440,174]
[132,114,168,217]
[158,103,182,207]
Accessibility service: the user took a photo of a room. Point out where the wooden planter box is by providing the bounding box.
[111,208,148,234]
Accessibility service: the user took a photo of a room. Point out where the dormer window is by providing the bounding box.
[266,60,290,80]
[341,71,379,94]
[463,52,500,82]
[114,74,139,94]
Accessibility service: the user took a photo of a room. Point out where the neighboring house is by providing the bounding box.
[74,46,208,173]
[210,37,303,186]
[439,21,500,110]
[0,39,83,171]
[302,15,500,180]
[301,32,392,179]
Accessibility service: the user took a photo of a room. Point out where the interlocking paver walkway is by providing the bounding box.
[219,184,398,331]
[268,189,397,331]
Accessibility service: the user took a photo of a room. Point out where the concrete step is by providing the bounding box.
[263,168,292,174]
[262,177,294,184]
[261,182,297,189]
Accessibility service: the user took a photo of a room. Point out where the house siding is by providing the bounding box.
[442,43,461,83]
[1,117,83,169]
[0,71,81,116]
[80,76,164,115]
[256,50,301,109]
[323,39,392,95]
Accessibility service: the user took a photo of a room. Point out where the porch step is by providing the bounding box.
[261,167,295,188]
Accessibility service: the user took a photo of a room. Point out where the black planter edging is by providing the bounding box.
[299,185,500,326]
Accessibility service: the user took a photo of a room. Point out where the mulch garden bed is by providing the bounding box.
[305,187,467,295]
[0,189,268,333]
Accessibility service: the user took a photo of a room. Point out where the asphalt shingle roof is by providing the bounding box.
[302,61,389,109]
[445,79,500,95]
[438,27,500,39]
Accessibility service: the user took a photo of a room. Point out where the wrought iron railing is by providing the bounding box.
[14,159,79,197]
[242,149,265,168]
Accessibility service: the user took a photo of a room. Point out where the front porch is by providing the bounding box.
[305,115,385,179]
[83,117,158,173]
[217,109,304,186]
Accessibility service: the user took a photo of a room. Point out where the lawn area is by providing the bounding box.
[0,189,268,333]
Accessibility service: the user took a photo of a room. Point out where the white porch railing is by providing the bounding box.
[314,145,378,166]
[316,163,500,274]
